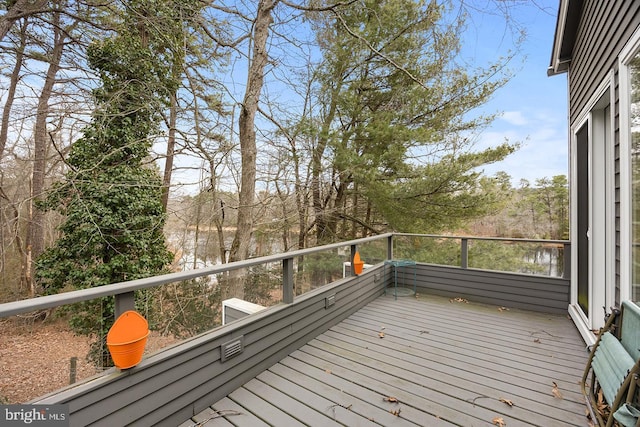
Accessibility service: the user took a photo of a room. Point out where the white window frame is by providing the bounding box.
[618,25,640,303]
[568,72,614,343]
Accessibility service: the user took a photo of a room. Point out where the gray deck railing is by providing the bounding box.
[0,233,394,319]
[393,233,571,277]
[0,233,570,320]
[0,233,571,419]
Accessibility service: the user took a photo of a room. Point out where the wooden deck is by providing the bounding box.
[179,294,589,427]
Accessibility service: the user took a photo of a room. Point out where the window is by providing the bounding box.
[631,54,640,301]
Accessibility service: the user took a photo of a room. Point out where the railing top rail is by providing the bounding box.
[0,232,568,319]
[0,233,393,319]
[393,233,569,245]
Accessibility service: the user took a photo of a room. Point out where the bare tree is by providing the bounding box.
[0,18,28,160]
[0,0,48,43]
[224,0,279,299]
[0,0,108,299]
[28,2,78,295]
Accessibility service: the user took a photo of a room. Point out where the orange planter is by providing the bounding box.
[107,310,149,369]
[353,252,364,275]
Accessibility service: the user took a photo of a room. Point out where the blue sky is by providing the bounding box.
[461,1,568,185]
[164,1,569,194]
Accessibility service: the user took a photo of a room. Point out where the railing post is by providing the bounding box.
[387,235,394,260]
[461,238,468,269]
[115,291,135,318]
[350,245,357,277]
[283,257,294,303]
[69,357,77,384]
[563,242,571,279]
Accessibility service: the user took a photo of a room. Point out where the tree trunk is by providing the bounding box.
[0,0,47,43]
[225,0,278,300]
[0,21,28,294]
[215,212,226,264]
[28,8,66,296]
[192,194,202,270]
[312,97,339,245]
[0,19,27,160]
[161,91,178,211]
[0,187,29,293]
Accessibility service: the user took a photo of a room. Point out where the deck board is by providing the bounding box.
[177,407,236,427]
[269,361,425,426]
[211,397,271,427]
[255,369,374,427]
[313,329,583,420]
[181,294,590,427]
[242,378,343,427]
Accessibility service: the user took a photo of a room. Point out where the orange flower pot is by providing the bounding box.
[353,252,364,275]
[107,310,149,369]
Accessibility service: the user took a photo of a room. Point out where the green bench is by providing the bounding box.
[582,300,640,427]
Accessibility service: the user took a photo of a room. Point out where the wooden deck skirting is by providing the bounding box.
[182,294,589,427]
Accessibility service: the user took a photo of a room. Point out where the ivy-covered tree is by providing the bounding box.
[35,0,179,365]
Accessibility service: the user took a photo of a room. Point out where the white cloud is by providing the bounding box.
[501,111,529,126]
[473,109,568,184]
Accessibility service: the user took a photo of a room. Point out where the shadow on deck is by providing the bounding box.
[181,293,588,427]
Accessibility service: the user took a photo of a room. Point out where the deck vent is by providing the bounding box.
[325,294,336,309]
[221,336,244,362]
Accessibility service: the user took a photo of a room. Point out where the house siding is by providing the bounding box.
[568,1,640,306]
[568,1,639,121]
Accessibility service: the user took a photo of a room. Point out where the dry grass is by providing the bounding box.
[0,317,179,404]
[0,318,97,403]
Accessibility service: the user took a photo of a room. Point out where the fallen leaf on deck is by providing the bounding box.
[498,306,509,312]
[499,398,514,407]
[328,402,352,412]
[384,396,399,403]
[450,297,469,303]
[419,330,429,335]
[378,331,385,338]
[533,338,541,344]
[325,369,332,374]
[552,382,563,399]
[596,389,608,413]
[492,416,506,426]
[390,408,401,416]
